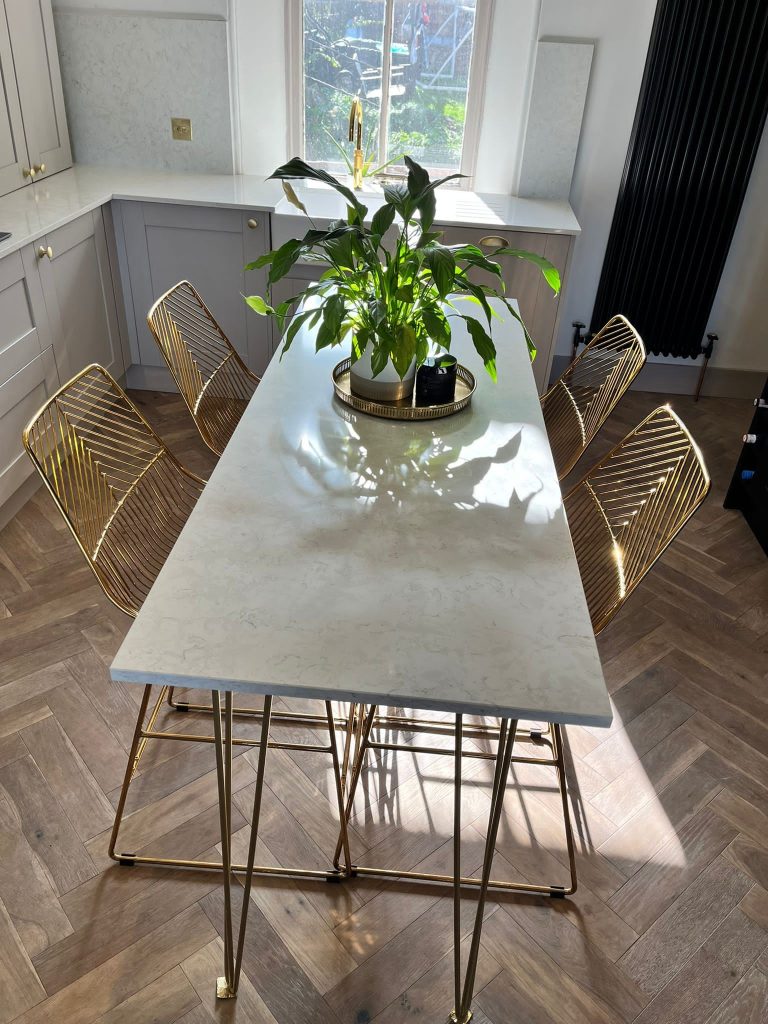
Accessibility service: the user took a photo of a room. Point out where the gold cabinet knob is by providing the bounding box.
[479,235,508,249]
[247,218,259,229]
[33,163,46,174]
[23,167,36,178]
[38,245,53,260]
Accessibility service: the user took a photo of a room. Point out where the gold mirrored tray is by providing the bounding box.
[332,358,476,420]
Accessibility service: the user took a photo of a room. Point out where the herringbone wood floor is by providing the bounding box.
[0,388,766,1024]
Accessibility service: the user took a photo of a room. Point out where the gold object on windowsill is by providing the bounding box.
[348,97,364,189]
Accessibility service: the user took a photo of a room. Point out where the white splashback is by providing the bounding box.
[53,10,233,174]
[518,40,594,201]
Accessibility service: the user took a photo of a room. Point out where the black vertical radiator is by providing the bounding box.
[589,0,768,375]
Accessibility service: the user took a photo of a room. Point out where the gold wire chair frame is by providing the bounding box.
[147,280,260,458]
[542,314,647,480]
[22,363,355,881]
[22,363,207,617]
[564,404,711,635]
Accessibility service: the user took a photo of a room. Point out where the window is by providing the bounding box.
[287,1,493,182]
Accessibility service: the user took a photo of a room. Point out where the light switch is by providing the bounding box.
[171,117,192,141]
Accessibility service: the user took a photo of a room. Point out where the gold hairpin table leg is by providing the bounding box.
[212,690,274,999]
[450,717,517,1024]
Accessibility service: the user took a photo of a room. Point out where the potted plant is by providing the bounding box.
[245,156,560,402]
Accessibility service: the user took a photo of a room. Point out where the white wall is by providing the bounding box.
[706,125,768,372]
[537,0,658,362]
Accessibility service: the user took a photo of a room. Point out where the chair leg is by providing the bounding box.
[108,683,165,864]
[336,710,577,896]
[109,686,355,881]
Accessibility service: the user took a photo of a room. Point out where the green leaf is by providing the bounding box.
[244,294,272,315]
[370,338,390,377]
[463,316,497,382]
[423,243,456,299]
[404,156,430,198]
[391,324,416,378]
[279,307,315,357]
[416,188,436,233]
[244,252,274,271]
[421,305,451,350]
[268,238,303,285]
[501,299,537,362]
[315,293,346,350]
[371,203,396,238]
[493,248,561,294]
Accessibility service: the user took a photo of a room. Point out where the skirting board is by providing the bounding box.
[125,364,179,392]
[548,355,765,399]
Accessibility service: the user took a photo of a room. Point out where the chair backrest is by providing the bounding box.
[23,364,205,616]
[542,315,646,480]
[147,280,259,456]
[564,405,710,634]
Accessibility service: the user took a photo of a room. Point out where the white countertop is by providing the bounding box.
[111,298,608,726]
[0,165,580,261]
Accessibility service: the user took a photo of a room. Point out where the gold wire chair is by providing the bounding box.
[147,280,260,457]
[23,364,353,879]
[333,406,710,900]
[565,404,711,634]
[542,315,646,480]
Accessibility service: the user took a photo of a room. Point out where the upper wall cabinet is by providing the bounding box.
[0,0,71,196]
[0,4,26,193]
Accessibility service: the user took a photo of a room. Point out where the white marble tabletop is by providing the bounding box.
[111,299,610,726]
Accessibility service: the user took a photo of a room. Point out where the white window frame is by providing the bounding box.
[285,0,495,186]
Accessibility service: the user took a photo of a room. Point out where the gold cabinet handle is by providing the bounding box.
[247,218,259,229]
[38,245,53,260]
[33,163,46,175]
[479,235,508,249]
[23,167,36,179]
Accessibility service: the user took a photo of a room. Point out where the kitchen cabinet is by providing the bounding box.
[0,9,26,195]
[115,201,273,383]
[37,208,125,383]
[437,225,572,393]
[0,0,71,196]
[0,206,127,517]
[0,244,58,509]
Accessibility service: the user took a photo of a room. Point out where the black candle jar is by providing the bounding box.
[415,354,458,406]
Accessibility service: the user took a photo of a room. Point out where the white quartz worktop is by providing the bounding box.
[111,297,608,726]
[0,164,580,262]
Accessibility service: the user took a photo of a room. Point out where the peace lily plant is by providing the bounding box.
[244,156,561,398]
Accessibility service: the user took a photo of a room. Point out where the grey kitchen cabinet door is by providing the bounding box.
[0,244,58,508]
[0,6,28,195]
[117,201,272,377]
[37,208,125,383]
[436,225,572,394]
[3,0,71,181]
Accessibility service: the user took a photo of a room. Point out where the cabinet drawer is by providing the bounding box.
[0,247,51,386]
[0,346,59,507]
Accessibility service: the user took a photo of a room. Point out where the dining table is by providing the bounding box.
[110,295,611,1023]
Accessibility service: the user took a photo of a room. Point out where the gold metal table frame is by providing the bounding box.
[205,695,566,1024]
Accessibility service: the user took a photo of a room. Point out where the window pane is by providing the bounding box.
[387,1,476,173]
[303,1,386,170]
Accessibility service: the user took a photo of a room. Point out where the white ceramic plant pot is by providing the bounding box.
[349,340,416,402]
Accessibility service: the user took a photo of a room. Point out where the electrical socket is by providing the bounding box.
[171,117,192,142]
